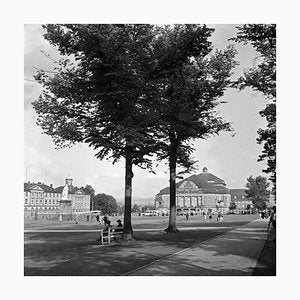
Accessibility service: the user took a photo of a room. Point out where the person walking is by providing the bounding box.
[268,206,276,242]
[186,212,189,221]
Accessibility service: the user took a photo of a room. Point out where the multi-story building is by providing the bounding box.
[229,189,252,212]
[24,178,90,213]
[229,189,275,212]
[155,167,231,214]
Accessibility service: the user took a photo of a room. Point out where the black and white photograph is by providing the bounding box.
[2,0,299,298]
[24,23,276,276]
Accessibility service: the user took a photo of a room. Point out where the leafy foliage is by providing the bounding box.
[33,24,159,167]
[32,24,162,237]
[233,24,276,192]
[131,204,141,213]
[245,175,270,210]
[229,201,237,211]
[149,25,238,232]
[93,193,118,215]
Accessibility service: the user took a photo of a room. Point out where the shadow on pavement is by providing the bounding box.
[24,218,274,276]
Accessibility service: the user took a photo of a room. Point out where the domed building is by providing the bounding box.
[155,167,231,214]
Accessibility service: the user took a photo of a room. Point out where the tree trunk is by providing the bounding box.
[165,141,179,233]
[123,148,134,240]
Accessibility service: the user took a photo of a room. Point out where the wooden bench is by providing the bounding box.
[100,227,123,245]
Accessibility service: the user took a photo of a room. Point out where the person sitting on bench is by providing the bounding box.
[112,219,123,240]
[96,220,112,243]
[115,219,123,232]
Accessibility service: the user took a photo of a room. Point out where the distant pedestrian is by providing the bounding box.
[204,212,207,221]
[186,212,189,221]
[268,206,276,242]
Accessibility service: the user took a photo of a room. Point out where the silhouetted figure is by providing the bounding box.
[186,213,189,221]
[268,206,276,242]
[114,219,123,233]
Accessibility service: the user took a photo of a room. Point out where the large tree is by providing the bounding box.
[33,24,159,240]
[245,175,270,210]
[150,25,237,232]
[94,193,118,215]
[233,24,276,195]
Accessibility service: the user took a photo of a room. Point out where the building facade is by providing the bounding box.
[24,178,90,213]
[155,167,231,214]
[229,189,275,212]
[229,189,252,212]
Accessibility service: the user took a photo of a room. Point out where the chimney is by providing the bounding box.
[202,167,208,173]
[50,184,53,188]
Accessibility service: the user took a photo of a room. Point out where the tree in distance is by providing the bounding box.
[131,204,141,214]
[93,193,118,215]
[229,200,237,212]
[233,24,276,196]
[150,25,238,232]
[33,24,160,240]
[245,175,270,210]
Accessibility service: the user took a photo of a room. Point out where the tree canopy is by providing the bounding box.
[93,193,118,215]
[149,25,237,232]
[245,175,270,210]
[233,24,276,193]
[33,24,161,239]
[33,24,237,236]
[229,200,237,211]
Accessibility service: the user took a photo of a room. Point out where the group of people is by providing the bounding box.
[203,211,213,221]
[96,216,123,243]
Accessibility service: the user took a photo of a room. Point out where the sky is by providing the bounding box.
[24,24,269,200]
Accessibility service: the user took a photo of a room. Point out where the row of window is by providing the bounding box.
[25,191,62,198]
[24,199,60,205]
[75,203,89,207]
[25,199,89,205]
